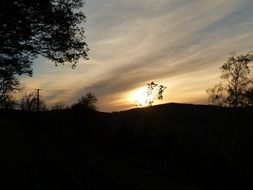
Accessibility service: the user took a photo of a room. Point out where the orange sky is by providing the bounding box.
[19,0,253,112]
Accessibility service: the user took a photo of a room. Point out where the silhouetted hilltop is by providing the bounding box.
[1,103,253,189]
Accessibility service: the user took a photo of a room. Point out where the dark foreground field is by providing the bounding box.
[1,103,253,190]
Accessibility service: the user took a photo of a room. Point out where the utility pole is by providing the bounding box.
[34,89,41,112]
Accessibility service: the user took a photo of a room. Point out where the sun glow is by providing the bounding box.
[129,87,151,107]
[129,82,167,108]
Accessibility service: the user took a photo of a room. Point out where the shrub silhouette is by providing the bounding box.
[20,93,47,111]
[51,102,68,110]
[71,92,98,111]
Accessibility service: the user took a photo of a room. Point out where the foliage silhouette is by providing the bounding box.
[0,0,88,71]
[147,82,167,106]
[20,92,47,111]
[51,102,68,110]
[71,92,98,111]
[0,0,88,95]
[0,95,17,110]
[135,82,167,107]
[0,71,20,109]
[207,52,253,107]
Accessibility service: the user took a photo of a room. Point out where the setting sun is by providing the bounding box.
[129,87,150,107]
[129,82,167,108]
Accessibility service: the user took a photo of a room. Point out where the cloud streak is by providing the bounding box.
[20,0,253,111]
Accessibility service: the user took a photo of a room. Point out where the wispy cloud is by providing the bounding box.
[20,0,253,111]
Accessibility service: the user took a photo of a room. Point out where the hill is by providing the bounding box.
[1,103,253,189]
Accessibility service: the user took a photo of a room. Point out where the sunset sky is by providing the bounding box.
[19,0,253,112]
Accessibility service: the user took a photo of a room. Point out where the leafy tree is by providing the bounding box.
[0,95,17,110]
[207,52,253,107]
[245,88,253,106]
[71,92,98,111]
[0,71,20,109]
[51,102,68,110]
[20,93,47,111]
[0,0,88,78]
[1,0,88,109]
[146,82,167,106]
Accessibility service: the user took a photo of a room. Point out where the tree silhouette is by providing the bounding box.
[0,71,20,109]
[51,102,68,110]
[245,88,253,106]
[0,0,88,79]
[146,82,167,106]
[1,0,88,110]
[20,93,47,111]
[207,52,253,107]
[134,82,167,107]
[71,92,98,111]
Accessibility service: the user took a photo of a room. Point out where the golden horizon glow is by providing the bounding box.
[17,0,253,112]
[129,86,159,108]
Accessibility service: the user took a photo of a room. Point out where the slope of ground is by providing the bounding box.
[1,104,253,189]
